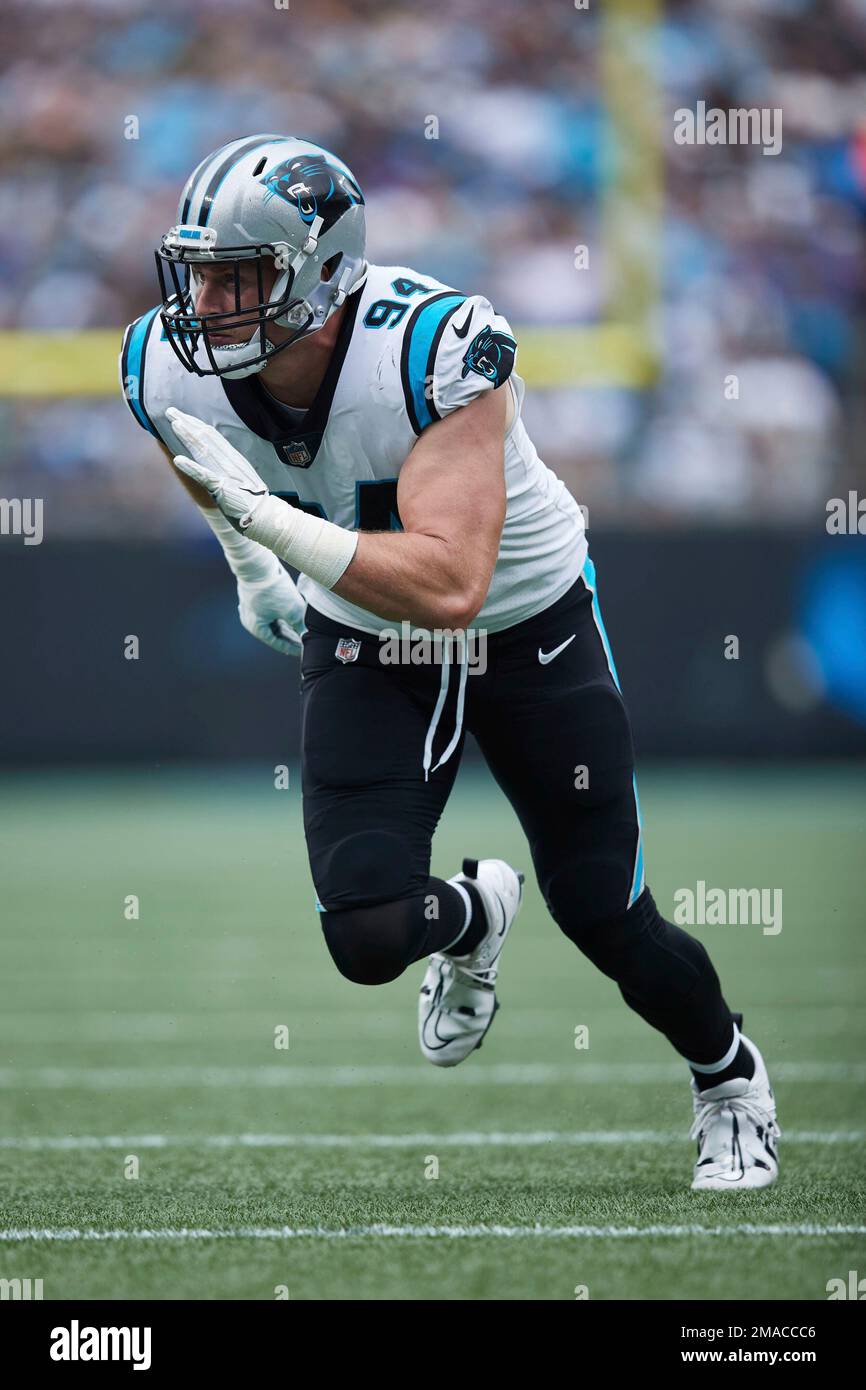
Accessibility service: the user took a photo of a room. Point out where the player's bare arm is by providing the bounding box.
[168,388,506,631]
[332,387,506,629]
[156,439,212,507]
[169,386,508,632]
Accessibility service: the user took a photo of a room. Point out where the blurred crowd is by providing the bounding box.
[0,0,864,534]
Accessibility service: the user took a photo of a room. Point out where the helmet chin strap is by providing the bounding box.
[330,260,357,308]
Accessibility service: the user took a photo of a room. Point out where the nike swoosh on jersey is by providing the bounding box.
[452,306,474,339]
[538,635,576,665]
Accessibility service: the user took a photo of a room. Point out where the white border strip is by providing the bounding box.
[0,1130,861,1152]
[0,1061,861,1089]
[1,1224,863,1243]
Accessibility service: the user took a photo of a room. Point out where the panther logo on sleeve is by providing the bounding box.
[461,326,517,386]
[260,155,364,232]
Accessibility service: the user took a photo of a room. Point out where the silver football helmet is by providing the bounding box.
[156,134,367,378]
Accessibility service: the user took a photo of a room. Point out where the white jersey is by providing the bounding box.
[120,263,586,634]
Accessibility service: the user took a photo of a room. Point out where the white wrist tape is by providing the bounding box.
[196,503,283,586]
[241,494,358,591]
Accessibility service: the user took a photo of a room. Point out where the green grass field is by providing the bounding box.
[1,763,864,1300]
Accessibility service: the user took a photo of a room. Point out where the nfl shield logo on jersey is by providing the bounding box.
[278,439,313,467]
[335,636,361,664]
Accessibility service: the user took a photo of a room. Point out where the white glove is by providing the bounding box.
[167,404,358,592]
[237,565,306,657]
[167,405,270,528]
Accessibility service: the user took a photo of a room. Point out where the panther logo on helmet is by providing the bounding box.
[260,155,364,234]
[461,326,517,386]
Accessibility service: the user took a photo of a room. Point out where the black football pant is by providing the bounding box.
[299,563,736,1067]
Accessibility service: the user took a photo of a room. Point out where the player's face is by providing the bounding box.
[190,260,279,344]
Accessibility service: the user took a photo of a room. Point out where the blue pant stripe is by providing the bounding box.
[581,555,645,909]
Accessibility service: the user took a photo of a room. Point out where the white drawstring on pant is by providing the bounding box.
[422,635,469,781]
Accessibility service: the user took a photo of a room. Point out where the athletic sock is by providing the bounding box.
[691,1040,755,1089]
[444,880,487,957]
[689,1016,755,1089]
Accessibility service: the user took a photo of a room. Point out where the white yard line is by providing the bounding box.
[1,1224,863,1243]
[0,1061,861,1088]
[0,1004,853,1043]
[0,1130,861,1151]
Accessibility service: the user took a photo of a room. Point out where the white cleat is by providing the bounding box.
[418,858,524,1067]
[690,1034,781,1191]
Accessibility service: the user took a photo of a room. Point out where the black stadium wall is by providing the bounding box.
[3,530,865,765]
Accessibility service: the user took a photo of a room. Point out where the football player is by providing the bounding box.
[120,135,780,1190]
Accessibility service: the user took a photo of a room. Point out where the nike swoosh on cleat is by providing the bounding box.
[452,306,474,339]
[422,965,455,1051]
[538,635,576,665]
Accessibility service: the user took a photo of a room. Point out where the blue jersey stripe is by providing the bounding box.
[121,307,161,437]
[400,292,466,434]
